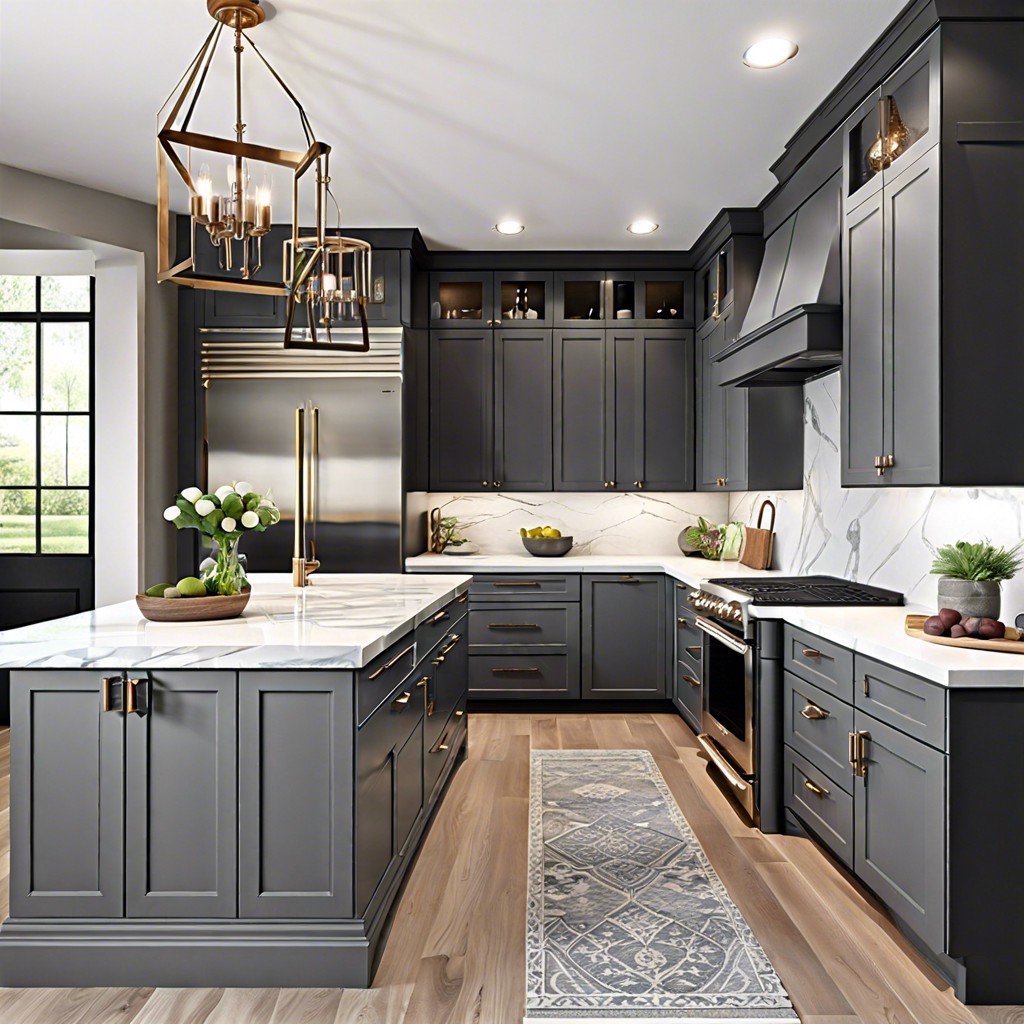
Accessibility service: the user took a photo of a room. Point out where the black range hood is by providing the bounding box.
[716,175,842,386]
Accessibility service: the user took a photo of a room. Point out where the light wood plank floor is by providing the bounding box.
[0,716,1020,1024]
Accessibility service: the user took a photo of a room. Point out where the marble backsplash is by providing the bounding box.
[730,371,1024,615]
[423,491,729,555]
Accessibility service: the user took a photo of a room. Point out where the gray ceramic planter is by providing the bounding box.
[936,577,1001,619]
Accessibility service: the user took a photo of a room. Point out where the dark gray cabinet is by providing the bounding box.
[554,329,693,491]
[582,574,666,698]
[429,329,553,491]
[853,712,946,952]
[9,672,124,919]
[126,672,238,918]
[238,672,354,919]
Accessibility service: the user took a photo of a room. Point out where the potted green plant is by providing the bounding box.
[930,539,1023,619]
[438,515,476,555]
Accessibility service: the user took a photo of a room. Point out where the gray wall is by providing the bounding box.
[0,164,178,583]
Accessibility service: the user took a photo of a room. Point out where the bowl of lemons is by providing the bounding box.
[520,526,573,558]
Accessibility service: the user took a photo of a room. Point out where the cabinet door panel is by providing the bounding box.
[638,330,694,491]
[238,673,354,919]
[395,726,424,858]
[886,147,940,485]
[582,575,666,698]
[430,331,493,490]
[10,671,124,918]
[554,330,608,490]
[609,329,641,488]
[125,672,237,918]
[854,712,946,952]
[494,329,552,490]
[697,325,727,489]
[842,193,886,485]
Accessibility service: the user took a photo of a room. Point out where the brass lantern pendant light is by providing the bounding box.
[157,0,374,350]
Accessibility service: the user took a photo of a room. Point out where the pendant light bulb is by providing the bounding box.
[257,171,272,209]
[196,163,213,201]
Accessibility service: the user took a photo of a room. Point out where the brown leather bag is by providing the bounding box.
[740,500,776,570]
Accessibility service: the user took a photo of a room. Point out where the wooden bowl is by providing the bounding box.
[136,590,251,622]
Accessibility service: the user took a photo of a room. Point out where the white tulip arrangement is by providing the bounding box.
[163,483,281,595]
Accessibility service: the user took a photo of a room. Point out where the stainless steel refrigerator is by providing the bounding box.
[203,329,404,573]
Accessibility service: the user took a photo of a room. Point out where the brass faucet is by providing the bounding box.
[293,405,321,587]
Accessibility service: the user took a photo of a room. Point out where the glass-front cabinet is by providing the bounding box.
[554,270,691,328]
[429,271,552,328]
[844,32,939,209]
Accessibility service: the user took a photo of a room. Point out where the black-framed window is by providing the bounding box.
[0,275,95,555]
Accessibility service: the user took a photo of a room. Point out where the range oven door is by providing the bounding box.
[696,613,755,777]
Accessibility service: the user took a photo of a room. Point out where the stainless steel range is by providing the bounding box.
[687,575,903,828]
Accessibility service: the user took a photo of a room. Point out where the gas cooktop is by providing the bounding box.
[706,575,904,606]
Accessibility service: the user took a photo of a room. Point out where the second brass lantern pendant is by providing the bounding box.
[867,95,912,173]
[156,0,373,350]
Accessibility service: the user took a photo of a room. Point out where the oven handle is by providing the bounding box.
[695,615,750,656]
[696,733,750,794]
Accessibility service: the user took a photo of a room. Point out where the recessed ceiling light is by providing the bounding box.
[627,219,659,235]
[495,220,525,235]
[742,37,799,69]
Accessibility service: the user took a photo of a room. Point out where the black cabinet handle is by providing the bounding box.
[487,622,540,630]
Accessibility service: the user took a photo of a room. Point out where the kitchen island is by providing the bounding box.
[0,573,471,988]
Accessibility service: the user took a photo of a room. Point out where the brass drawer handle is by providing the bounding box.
[125,678,141,716]
[800,647,833,661]
[491,667,540,674]
[487,622,540,629]
[619,575,639,582]
[803,778,830,798]
[493,581,541,587]
[457,594,468,604]
[682,674,700,688]
[455,709,465,718]
[416,676,429,688]
[101,676,121,713]
[439,634,462,656]
[849,730,870,777]
[685,645,701,655]
[432,656,445,667]
[390,691,412,711]
[429,610,450,624]
[367,643,415,680]
[431,730,453,754]
[677,617,691,628]
[800,704,830,720]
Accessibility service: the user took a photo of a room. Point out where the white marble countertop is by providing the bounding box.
[0,573,471,672]
[406,552,1024,688]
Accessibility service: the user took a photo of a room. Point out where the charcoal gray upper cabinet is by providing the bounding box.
[430,271,553,329]
[554,328,693,492]
[125,672,238,918]
[841,24,1024,486]
[582,574,666,698]
[10,671,124,918]
[854,712,946,952]
[429,329,553,491]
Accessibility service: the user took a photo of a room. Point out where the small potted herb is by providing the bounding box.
[439,515,477,555]
[930,539,1024,619]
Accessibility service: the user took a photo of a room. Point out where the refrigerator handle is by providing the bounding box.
[293,405,320,587]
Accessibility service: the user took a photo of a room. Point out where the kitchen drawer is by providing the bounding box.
[784,748,854,869]
[429,631,467,733]
[426,689,467,792]
[784,672,855,792]
[469,654,579,699]
[468,604,576,648]
[357,633,418,724]
[674,581,697,619]
[855,655,946,749]
[783,625,854,702]
[357,677,425,788]
[425,702,468,801]
[677,620,702,675]
[415,594,468,657]
[675,660,702,733]
[470,574,581,602]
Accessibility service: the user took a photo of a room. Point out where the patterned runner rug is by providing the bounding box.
[526,749,799,1022]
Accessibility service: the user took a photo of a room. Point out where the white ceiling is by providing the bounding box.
[0,0,905,251]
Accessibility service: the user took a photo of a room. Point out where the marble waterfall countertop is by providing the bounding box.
[0,573,471,672]
[406,552,1024,689]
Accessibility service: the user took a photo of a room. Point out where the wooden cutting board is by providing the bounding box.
[905,614,1024,654]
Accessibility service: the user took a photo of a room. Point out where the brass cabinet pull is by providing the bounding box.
[124,678,140,716]
[432,656,445,667]
[390,691,412,711]
[439,634,462,656]
[429,609,450,624]
[848,731,858,770]
[416,676,429,688]
[633,480,643,489]
[491,667,540,674]
[493,481,501,488]
[863,675,870,697]
[482,481,489,486]
[801,647,832,660]
[685,645,702,655]
[427,700,435,716]
[677,617,691,628]
[455,709,465,718]
[493,581,541,587]
[101,676,121,713]
[716,477,726,487]
[431,731,451,754]
[856,730,869,777]
[367,643,415,680]
[457,594,468,604]
[619,575,639,583]
[800,704,830,720]
[487,622,540,629]
[682,674,700,688]
[609,480,616,487]
[803,778,830,798]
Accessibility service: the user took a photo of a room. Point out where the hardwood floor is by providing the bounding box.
[0,715,1019,1024]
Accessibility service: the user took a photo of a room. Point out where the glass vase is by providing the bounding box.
[202,537,247,596]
